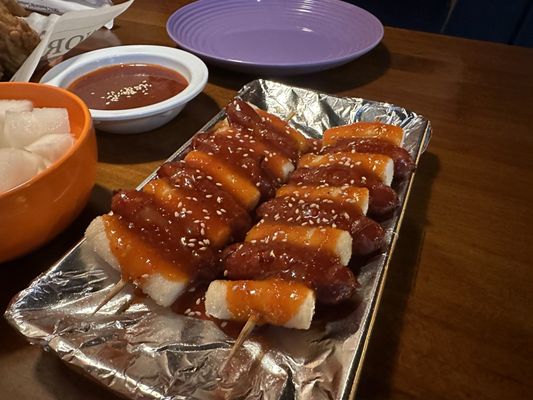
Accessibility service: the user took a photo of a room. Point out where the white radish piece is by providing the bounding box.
[3,108,70,148]
[25,133,74,166]
[0,148,46,193]
[0,100,33,145]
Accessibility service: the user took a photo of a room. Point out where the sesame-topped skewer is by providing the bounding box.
[86,100,309,314]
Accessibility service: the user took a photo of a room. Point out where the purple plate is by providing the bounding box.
[166,0,383,76]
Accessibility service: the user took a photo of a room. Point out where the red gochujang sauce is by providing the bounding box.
[68,63,188,110]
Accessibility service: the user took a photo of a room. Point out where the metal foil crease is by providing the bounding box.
[5,80,432,400]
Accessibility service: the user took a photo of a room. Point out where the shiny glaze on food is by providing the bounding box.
[143,179,231,249]
[184,150,261,210]
[156,161,252,240]
[321,137,415,178]
[222,242,357,304]
[213,126,294,182]
[225,99,301,162]
[299,152,393,184]
[225,279,310,325]
[246,220,347,252]
[68,63,188,110]
[256,196,385,255]
[102,214,189,282]
[323,122,404,147]
[254,108,310,153]
[289,165,399,215]
[192,131,278,198]
[110,189,218,282]
[98,102,412,324]
[276,184,369,213]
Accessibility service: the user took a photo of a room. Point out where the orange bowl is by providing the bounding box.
[0,83,97,263]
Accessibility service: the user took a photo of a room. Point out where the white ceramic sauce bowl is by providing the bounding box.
[40,45,208,134]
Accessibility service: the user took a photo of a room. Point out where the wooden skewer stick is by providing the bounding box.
[285,110,296,122]
[91,278,128,315]
[218,109,294,374]
[219,313,259,375]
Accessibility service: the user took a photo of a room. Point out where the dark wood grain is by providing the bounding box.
[1,1,533,399]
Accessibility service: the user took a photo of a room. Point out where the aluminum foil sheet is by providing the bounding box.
[5,80,432,400]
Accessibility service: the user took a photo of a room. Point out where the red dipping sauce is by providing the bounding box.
[67,63,188,111]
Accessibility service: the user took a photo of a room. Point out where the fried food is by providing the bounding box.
[1,0,29,17]
[0,0,39,79]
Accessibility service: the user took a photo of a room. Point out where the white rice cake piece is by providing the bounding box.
[299,152,395,186]
[246,221,353,266]
[205,279,315,329]
[85,217,188,308]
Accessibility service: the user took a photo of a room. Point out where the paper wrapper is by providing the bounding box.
[19,0,114,16]
[11,0,133,82]
[5,80,432,400]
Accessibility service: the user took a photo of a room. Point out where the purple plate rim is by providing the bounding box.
[166,0,384,71]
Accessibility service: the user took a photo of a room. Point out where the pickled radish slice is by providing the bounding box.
[25,133,74,166]
[0,148,46,193]
[3,108,70,148]
[0,100,33,145]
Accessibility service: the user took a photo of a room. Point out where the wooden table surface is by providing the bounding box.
[2,1,533,399]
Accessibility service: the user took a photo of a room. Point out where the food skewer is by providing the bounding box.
[208,279,317,375]
[214,104,311,370]
[284,110,297,122]
[86,100,414,361]
[207,120,415,368]
[87,100,308,314]
[218,313,259,375]
[91,278,127,315]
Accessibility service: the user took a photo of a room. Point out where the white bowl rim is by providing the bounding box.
[41,45,209,121]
